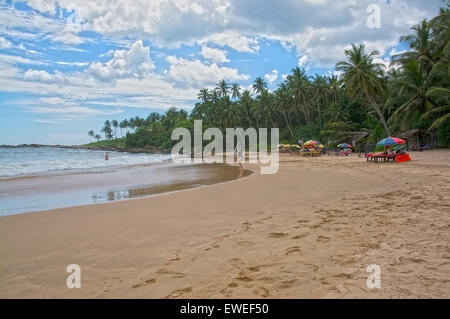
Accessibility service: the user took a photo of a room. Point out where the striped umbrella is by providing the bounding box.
[337,143,352,148]
[376,137,405,147]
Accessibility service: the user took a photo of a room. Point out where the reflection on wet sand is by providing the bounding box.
[0,162,252,215]
[92,164,252,202]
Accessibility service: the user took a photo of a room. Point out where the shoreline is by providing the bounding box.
[0,151,449,298]
[0,162,252,216]
[0,143,171,154]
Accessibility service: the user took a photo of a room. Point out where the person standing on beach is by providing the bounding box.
[105,152,109,161]
[235,141,244,177]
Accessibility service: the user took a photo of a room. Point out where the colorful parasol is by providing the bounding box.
[376,137,406,147]
[337,143,352,148]
[303,140,320,147]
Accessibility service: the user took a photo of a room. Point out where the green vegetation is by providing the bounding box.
[83,137,126,148]
[88,7,449,150]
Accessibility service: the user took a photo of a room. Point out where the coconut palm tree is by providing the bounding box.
[274,83,294,137]
[252,77,267,95]
[286,67,312,125]
[88,130,95,140]
[422,87,450,130]
[94,134,101,141]
[386,59,437,130]
[119,119,127,137]
[101,120,113,139]
[231,83,241,100]
[216,80,230,98]
[220,96,238,128]
[336,43,391,136]
[197,88,210,103]
[391,19,435,74]
[255,90,276,128]
[112,120,119,138]
[311,75,330,128]
[240,89,254,127]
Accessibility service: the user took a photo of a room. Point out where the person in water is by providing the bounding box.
[105,152,109,161]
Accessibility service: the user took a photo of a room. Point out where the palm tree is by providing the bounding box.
[328,74,341,105]
[311,75,330,128]
[391,19,435,74]
[274,83,294,137]
[119,119,127,137]
[386,59,437,130]
[220,96,238,128]
[231,83,241,100]
[252,77,267,95]
[336,44,391,136]
[112,120,119,138]
[286,67,312,125]
[421,87,450,130]
[240,89,254,127]
[88,129,95,140]
[255,90,276,128]
[101,120,113,139]
[94,134,101,141]
[216,80,230,98]
[197,88,210,103]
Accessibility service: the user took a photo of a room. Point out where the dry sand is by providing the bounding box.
[0,150,449,298]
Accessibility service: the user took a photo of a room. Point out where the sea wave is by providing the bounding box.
[0,147,172,178]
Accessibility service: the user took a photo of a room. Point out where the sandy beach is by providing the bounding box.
[0,150,449,298]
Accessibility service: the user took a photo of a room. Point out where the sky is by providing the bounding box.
[0,0,446,145]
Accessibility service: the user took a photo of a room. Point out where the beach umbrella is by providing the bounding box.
[303,140,320,147]
[376,137,405,147]
[337,143,352,148]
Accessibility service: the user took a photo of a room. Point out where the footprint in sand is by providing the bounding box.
[242,221,252,231]
[317,235,331,242]
[254,287,269,297]
[246,265,261,272]
[156,268,185,279]
[165,255,181,265]
[235,273,254,282]
[285,246,302,255]
[132,278,156,288]
[291,233,309,240]
[269,232,289,238]
[165,287,193,298]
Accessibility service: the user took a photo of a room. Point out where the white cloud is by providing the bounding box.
[29,105,123,119]
[0,36,12,48]
[24,69,66,83]
[165,55,249,88]
[201,46,229,63]
[298,55,309,67]
[264,69,278,84]
[200,32,259,53]
[10,0,443,67]
[87,40,154,82]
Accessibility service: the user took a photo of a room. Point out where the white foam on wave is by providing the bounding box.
[0,147,172,178]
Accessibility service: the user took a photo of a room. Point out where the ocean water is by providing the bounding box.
[0,147,172,178]
[0,147,250,215]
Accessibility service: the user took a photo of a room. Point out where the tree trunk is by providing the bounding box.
[283,111,294,138]
[367,94,391,136]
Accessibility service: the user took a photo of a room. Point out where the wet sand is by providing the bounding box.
[0,162,250,215]
[0,150,449,298]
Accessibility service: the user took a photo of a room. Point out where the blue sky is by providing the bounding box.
[0,0,445,145]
